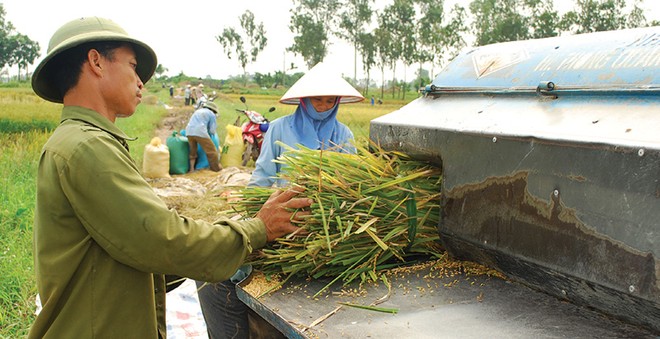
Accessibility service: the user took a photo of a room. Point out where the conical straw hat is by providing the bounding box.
[280,62,364,105]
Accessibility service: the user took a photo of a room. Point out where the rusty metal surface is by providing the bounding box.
[370,111,660,332]
[369,27,659,332]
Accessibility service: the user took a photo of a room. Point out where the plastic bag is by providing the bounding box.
[143,137,171,178]
[166,131,189,174]
[220,124,245,168]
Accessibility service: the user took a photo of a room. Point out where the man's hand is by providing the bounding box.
[256,188,313,242]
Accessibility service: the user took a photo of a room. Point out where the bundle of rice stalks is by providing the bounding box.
[231,141,442,296]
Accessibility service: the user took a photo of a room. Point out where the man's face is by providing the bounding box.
[309,96,338,113]
[99,45,144,119]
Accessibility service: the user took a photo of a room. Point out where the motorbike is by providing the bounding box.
[234,96,275,166]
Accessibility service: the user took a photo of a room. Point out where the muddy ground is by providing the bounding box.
[154,104,191,142]
[147,103,251,221]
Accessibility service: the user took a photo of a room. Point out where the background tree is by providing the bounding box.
[393,0,416,99]
[154,64,168,80]
[414,0,445,89]
[289,0,341,68]
[626,0,649,28]
[337,0,374,82]
[439,4,468,66]
[525,0,560,38]
[373,25,393,100]
[357,31,377,95]
[9,33,39,81]
[379,0,415,99]
[0,5,40,80]
[217,10,268,85]
[559,0,648,34]
[0,5,15,70]
[470,0,529,45]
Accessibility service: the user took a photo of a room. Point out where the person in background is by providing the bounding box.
[28,16,312,338]
[169,84,174,97]
[190,84,198,107]
[370,95,375,106]
[184,84,191,106]
[194,83,206,108]
[195,62,364,338]
[185,100,222,172]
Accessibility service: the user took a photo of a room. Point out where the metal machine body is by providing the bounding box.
[370,27,659,331]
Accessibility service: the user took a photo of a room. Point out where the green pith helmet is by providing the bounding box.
[32,17,157,103]
[203,101,218,114]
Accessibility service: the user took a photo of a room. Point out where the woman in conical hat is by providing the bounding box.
[248,62,364,187]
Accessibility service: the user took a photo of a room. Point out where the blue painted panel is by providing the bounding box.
[432,27,659,90]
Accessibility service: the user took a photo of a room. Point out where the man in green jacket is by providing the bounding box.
[28,17,312,338]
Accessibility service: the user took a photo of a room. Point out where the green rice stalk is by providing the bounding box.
[338,302,399,314]
[232,141,442,294]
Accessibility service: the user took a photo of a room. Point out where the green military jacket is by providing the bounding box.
[29,106,267,338]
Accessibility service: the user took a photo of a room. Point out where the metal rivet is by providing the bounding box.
[561,289,567,296]
[553,189,559,197]
[638,149,644,157]
[492,137,497,143]
[629,285,635,293]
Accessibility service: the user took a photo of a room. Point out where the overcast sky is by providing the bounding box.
[2,0,659,82]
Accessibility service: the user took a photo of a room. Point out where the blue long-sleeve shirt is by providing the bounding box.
[185,107,217,139]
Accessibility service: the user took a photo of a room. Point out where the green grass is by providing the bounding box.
[0,130,48,336]
[0,83,415,337]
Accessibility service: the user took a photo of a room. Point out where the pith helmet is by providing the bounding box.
[32,17,157,103]
[203,101,218,113]
[279,62,364,105]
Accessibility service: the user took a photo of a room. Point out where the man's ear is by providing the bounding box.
[87,49,104,76]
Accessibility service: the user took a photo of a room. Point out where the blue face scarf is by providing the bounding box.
[292,97,340,150]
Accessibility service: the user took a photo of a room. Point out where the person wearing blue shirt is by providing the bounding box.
[185,101,221,172]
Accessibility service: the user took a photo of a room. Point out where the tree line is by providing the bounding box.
[1,1,657,94]
[0,5,40,81]
[219,0,657,99]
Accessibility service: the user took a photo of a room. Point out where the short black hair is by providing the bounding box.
[48,41,126,99]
